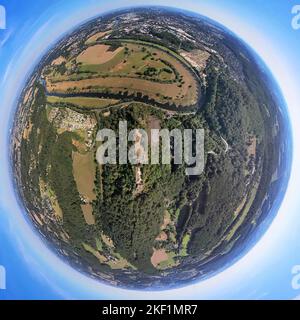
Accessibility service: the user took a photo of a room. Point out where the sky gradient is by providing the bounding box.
[0,0,300,300]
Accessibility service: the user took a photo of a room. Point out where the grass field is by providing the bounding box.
[77,42,177,83]
[155,251,179,270]
[85,30,112,44]
[47,76,197,106]
[225,183,259,242]
[77,44,124,65]
[82,243,107,263]
[83,236,136,270]
[39,178,63,219]
[72,151,96,202]
[81,204,95,225]
[45,39,199,108]
[179,233,190,256]
[47,96,119,109]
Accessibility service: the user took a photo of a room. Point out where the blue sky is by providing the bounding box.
[1,0,300,299]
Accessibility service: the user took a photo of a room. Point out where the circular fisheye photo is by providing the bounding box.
[12,7,291,290]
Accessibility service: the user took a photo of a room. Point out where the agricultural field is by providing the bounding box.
[44,40,200,108]
[47,96,120,109]
[72,151,96,202]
